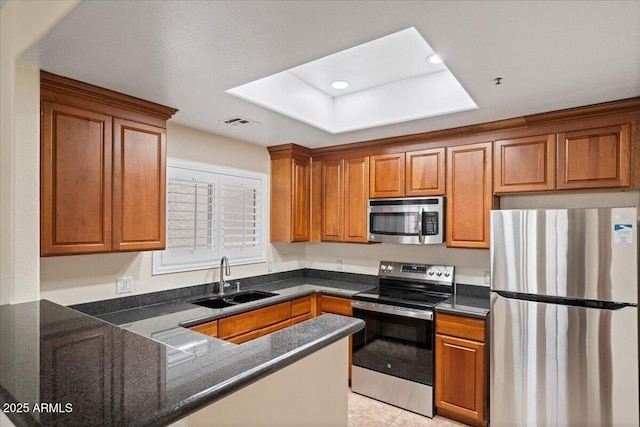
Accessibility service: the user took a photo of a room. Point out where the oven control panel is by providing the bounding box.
[379,261,454,284]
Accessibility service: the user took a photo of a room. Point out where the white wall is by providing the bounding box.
[306,242,490,286]
[40,123,305,305]
[0,0,81,305]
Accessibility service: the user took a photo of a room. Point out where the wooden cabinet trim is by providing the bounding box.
[41,71,178,122]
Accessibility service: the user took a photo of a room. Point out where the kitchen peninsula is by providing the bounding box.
[0,291,363,426]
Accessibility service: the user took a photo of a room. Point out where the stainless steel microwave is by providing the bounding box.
[367,197,444,244]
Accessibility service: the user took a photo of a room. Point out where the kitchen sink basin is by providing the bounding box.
[190,290,278,309]
[191,297,237,309]
[228,290,278,304]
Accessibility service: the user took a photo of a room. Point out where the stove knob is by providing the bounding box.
[388,265,394,272]
[436,269,443,276]
[381,265,387,271]
[444,270,451,277]
[427,268,434,276]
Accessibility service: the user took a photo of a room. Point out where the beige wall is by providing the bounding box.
[0,0,81,305]
[40,123,305,305]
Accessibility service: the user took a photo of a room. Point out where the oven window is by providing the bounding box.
[369,212,419,235]
[352,308,433,385]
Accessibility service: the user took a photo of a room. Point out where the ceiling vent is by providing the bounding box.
[221,116,259,126]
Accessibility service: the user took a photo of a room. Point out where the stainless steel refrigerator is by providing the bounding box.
[490,207,639,427]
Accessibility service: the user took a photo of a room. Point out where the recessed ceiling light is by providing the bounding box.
[331,80,350,89]
[427,54,442,64]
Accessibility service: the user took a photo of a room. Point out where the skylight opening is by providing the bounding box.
[227,27,476,134]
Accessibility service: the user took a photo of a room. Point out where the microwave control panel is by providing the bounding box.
[424,212,439,235]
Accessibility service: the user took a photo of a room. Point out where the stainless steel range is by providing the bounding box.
[351,261,454,417]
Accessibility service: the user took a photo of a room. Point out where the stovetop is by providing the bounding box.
[352,261,454,310]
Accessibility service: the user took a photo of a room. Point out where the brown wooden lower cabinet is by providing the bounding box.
[316,294,353,382]
[435,312,488,427]
[188,293,353,384]
[189,295,317,344]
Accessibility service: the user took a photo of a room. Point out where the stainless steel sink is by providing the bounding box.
[190,290,277,309]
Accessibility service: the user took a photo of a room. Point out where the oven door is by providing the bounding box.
[351,300,434,386]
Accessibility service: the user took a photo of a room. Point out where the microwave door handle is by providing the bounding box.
[418,208,424,243]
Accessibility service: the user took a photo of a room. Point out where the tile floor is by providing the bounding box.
[348,390,469,427]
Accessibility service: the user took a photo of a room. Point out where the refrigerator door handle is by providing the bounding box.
[493,290,636,310]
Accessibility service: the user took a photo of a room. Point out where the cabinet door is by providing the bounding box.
[435,334,486,423]
[321,160,344,241]
[557,124,631,189]
[112,119,166,251]
[494,134,556,193]
[41,102,113,255]
[343,157,370,243]
[405,148,445,196]
[446,142,493,248]
[291,157,311,241]
[41,325,113,425]
[319,295,352,316]
[369,153,405,198]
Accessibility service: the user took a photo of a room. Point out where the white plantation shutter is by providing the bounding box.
[220,175,262,259]
[153,159,266,275]
[166,178,215,251]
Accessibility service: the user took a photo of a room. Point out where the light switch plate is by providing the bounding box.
[116,276,133,294]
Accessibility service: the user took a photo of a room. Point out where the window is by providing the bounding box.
[152,158,267,275]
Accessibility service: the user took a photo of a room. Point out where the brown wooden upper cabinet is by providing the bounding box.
[370,149,445,198]
[405,148,446,196]
[557,124,631,190]
[446,142,493,249]
[268,144,311,242]
[369,153,404,198]
[321,157,369,243]
[493,134,556,193]
[40,72,177,256]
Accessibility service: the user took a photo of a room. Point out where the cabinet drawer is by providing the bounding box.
[292,296,313,317]
[320,295,352,316]
[189,320,218,338]
[260,318,292,336]
[218,302,291,339]
[436,313,485,342]
[291,312,314,325]
[227,329,261,345]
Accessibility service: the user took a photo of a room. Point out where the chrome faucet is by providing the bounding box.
[218,256,231,296]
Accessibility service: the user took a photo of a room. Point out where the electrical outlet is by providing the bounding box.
[337,259,343,271]
[484,270,491,285]
[268,261,273,272]
[116,276,133,294]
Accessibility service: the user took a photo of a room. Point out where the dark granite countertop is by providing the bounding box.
[436,295,491,319]
[0,299,363,427]
[77,274,377,348]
